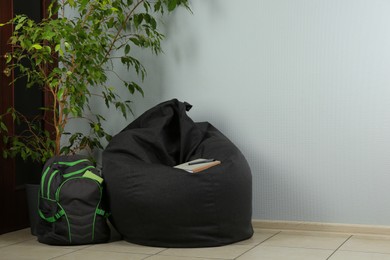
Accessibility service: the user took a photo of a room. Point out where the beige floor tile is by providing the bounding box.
[261,230,350,250]
[237,245,333,260]
[330,250,390,260]
[86,240,165,255]
[53,250,149,260]
[0,228,35,248]
[159,244,252,259]
[339,235,390,254]
[6,227,390,260]
[0,239,77,260]
[234,229,279,246]
[145,255,221,260]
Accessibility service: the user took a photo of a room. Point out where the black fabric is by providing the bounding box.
[103,99,253,247]
[37,155,110,245]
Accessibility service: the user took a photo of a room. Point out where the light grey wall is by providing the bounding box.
[95,0,390,225]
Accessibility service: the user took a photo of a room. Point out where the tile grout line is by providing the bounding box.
[233,231,283,259]
[326,234,353,260]
[143,247,230,260]
[0,237,36,249]
[339,249,390,255]
[143,252,230,260]
[142,247,170,259]
[47,244,96,260]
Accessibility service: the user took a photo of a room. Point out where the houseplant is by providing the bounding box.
[0,0,190,234]
[0,0,190,163]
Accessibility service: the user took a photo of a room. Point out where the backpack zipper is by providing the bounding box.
[62,165,95,178]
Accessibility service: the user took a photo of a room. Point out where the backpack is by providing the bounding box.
[37,155,110,245]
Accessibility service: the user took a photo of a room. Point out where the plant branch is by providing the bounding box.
[100,0,146,66]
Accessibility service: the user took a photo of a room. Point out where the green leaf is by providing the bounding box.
[10,111,16,121]
[44,46,51,53]
[31,44,43,50]
[42,31,56,41]
[134,83,144,96]
[168,0,178,11]
[15,23,24,31]
[5,53,12,63]
[105,134,112,142]
[64,42,71,50]
[154,1,162,12]
[60,146,70,155]
[57,88,65,99]
[150,17,157,29]
[21,149,27,160]
[125,44,130,55]
[0,122,7,132]
[94,124,100,132]
[55,44,61,52]
[17,16,27,23]
[130,37,140,46]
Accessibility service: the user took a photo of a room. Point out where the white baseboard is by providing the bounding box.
[252,219,390,236]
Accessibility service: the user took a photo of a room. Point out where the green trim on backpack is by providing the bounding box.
[38,208,65,223]
[56,159,90,166]
[46,170,59,199]
[40,166,51,196]
[62,165,95,178]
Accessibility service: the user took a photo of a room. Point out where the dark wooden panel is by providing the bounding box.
[0,0,16,236]
[0,0,52,235]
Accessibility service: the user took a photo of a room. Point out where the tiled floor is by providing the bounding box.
[2,228,390,259]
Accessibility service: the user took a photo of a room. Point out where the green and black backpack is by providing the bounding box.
[37,155,110,245]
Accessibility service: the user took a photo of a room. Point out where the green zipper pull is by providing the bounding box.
[83,170,103,184]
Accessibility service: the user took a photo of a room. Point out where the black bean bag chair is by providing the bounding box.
[102,99,253,248]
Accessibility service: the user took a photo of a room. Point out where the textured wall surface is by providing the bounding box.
[90,0,390,225]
